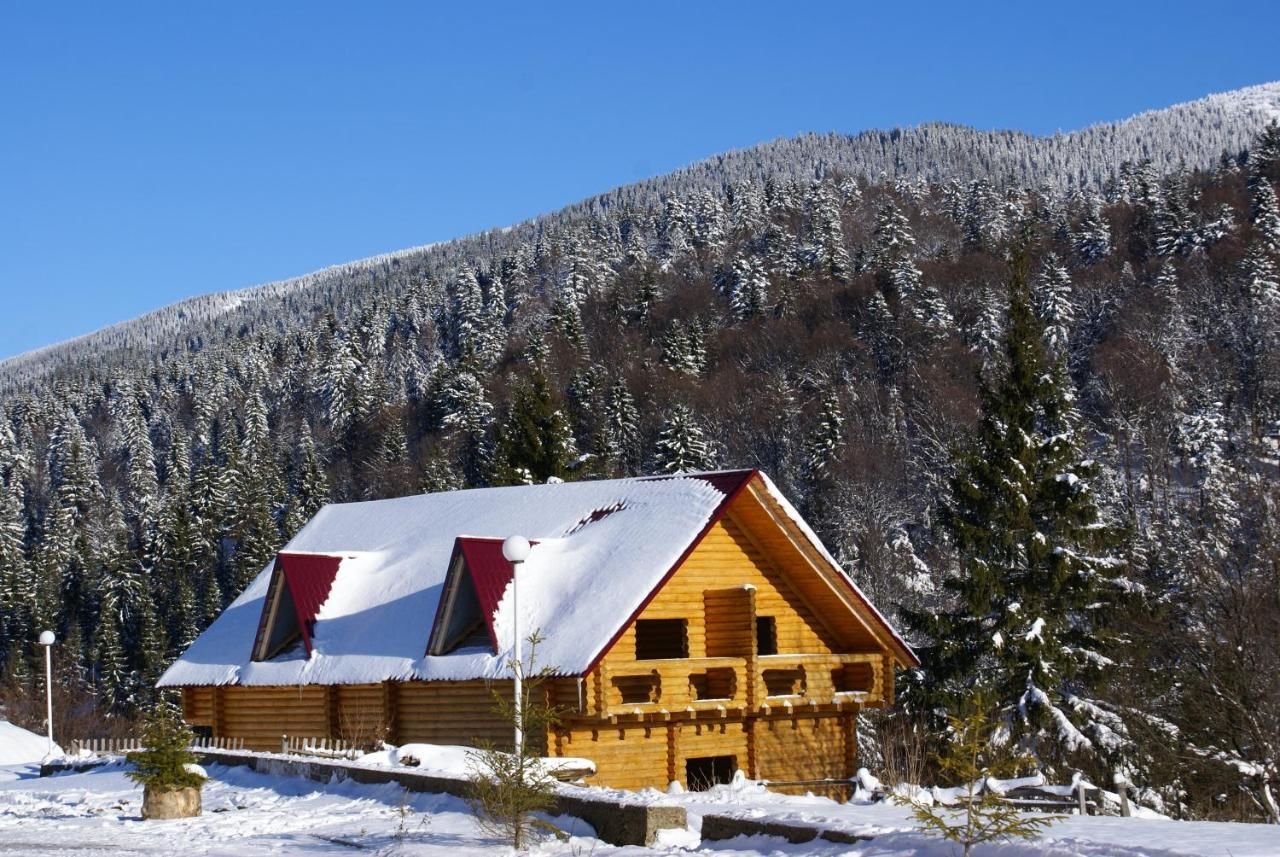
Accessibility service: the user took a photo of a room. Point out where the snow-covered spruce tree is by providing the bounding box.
[729,255,770,321]
[1035,253,1074,362]
[653,405,715,474]
[1072,198,1112,264]
[602,377,641,476]
[1250,120,1280,184]
[802,389,845,484]
[493,369,577,486]
[1250,178,1280,254]
[904,247,1129,776]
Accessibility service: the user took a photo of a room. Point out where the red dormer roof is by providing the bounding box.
[277,552,343,654]
[455,538,516,650]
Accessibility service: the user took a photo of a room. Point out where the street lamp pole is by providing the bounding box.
[37,630,56,757]
[501,535,531,755]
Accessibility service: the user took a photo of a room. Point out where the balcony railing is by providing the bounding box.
[595,652,883,718]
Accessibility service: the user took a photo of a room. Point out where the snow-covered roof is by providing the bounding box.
[159,470,912,688]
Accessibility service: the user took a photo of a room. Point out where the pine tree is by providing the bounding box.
[1035,254,1075,361]
[905,249,1127,773]
[93,594,129,711]
[653,405,715,474]
[729,256,770,320]
[803,390,845,481]
[603,378,641,476]
[434,365,494,487]
[1072,198,1112,264]
[0,480,30,653]
[807,181,851,281]
[660,322,706,376]
[285,422,329,536]
[899,697,1058,857]
[127,704,206,792]
[1250,121,1280,184]
[873,201,916,268]
[1250,178,1280,254]
[493,371,577,485]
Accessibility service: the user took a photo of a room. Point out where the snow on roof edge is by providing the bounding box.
[754,471,919,667]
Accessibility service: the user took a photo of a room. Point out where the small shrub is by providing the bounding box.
[126,704,205,792]
[898,697,1061,857]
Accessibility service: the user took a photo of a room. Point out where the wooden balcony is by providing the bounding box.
[591,652,884,720]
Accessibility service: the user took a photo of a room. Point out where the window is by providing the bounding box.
[685,756,737,791]
[755,616,778,656]
[689,667,736,701]
[763,667,806,697]
[832,662,874,694]
[635,619,688,660]
[612,672,661,705]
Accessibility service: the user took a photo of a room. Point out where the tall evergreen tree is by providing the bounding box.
[905,249,1127,773]
[1250,178,1280,254]
[493,370,577,485]
[653,405,715,474]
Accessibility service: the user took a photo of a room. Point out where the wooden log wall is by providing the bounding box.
[754,712,851,783]
[182,678,583,753]
[597,518,839,682]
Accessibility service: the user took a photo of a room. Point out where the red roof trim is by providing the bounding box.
[277,552,343,655]
[458,537,516,651]
[431,536,539,654]
[581,469,758,676]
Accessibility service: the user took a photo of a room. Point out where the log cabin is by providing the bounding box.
[159,469,917,794]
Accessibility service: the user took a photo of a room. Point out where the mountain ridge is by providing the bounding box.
[3,80,1279,387]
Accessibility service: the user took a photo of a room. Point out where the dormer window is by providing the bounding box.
[251,553,343,661]
[427,537,537,656]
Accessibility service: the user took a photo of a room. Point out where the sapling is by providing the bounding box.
[467,631,568,849]
[898,697,1062,856]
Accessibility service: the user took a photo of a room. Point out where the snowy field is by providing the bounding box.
[1,761,1278,857]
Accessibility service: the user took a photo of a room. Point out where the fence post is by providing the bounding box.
[282,734,288,754]
[1113,771,1131,817]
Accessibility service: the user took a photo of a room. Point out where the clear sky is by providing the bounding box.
[2,1,1278,361]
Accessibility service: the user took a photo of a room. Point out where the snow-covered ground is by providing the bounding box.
[0,761,1277,856]
[0,720,59,765]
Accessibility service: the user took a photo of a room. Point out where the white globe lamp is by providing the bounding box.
[502,535,531,563]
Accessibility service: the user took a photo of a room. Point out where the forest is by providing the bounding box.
[0,113,1278,822]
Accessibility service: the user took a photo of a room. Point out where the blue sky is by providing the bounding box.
[2,1,1278,361]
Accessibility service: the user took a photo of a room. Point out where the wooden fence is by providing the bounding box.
[279,735,364,760]
[68,736,246,755]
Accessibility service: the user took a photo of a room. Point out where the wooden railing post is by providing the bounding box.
[1113,771,1131,817]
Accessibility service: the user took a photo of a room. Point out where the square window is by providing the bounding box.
[635,619,688,660]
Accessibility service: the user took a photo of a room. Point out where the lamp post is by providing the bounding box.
[502,535,531,755]
[37,630,55,757]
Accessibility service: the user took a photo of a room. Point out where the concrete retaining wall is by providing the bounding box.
[700,812,871,845]
[196,750,685,847]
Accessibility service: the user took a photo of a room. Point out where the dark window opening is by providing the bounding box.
[689,667,736,701]
[612,672,661,705]
[635,619,688,660]
[832,663,874,694]
[685,755,737,791]
[258,577,301,660]
[429,555,491,655]
[755,616,778,656]
[763,667,806,697]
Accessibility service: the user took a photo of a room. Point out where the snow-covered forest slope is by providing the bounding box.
[1,82,1279,824]
[2,82,1278,388]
